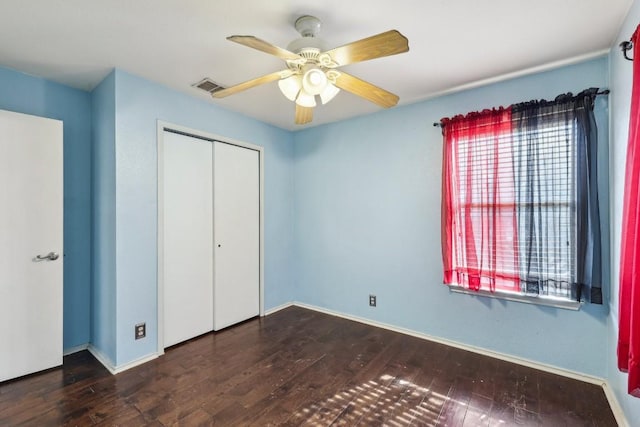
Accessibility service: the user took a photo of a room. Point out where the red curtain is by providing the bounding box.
[441,108,520,292]
[619,25,640,398]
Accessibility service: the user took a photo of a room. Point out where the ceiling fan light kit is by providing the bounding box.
[295,90,317,108]
[211,15,409,125]
[278,75,301,101]
[319,81,340,104]
[302,68,326,95]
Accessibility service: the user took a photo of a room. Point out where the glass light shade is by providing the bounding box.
[319,83,340,104]
[295,91,316,107]
[278,75,302,101]
[302,69,327,95]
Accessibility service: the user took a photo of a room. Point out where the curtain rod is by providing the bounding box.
[432,89,610,128]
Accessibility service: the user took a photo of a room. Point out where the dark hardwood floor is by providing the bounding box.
[0,306,617,426]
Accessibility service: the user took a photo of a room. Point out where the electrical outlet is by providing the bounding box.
[369,294,377,307]
[135,323,146,340]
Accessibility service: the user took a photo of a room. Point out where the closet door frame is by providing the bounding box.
[156,121,264,354]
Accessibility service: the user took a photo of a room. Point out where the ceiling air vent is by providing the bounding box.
[192,78,225,94]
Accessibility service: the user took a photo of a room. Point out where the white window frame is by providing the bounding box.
[447,121,581,310]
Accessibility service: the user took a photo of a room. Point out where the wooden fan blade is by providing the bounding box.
[211,70,292,98]
[227,35,303,61]
[295,104,313,125]
[334,72,399,108]
[323,30,409,67]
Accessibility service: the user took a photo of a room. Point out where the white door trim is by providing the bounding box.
[156,121,265,354]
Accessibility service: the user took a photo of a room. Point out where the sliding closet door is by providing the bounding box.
[213,142,260,330]
[162,131,214,347]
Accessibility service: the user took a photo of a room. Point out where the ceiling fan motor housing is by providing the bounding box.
[287,15,328,54]
[287,38,327,55]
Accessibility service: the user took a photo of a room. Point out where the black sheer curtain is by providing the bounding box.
[511,88,602,303]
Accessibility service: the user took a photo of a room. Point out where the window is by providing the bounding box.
[440,89,603,305]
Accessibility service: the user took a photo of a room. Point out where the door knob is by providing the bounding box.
[36,252,59,261]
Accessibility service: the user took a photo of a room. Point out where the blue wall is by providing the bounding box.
[0,66,295,367]
[293,58,610,378]
[608,0,640,422]
[0,66,92,351]
[91,71,117,362]
[3,41,637,419]
[107,70,295,365]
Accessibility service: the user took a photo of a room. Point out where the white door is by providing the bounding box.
[0,109,63,382]
[213,142,260,330]
[162,131,214,347]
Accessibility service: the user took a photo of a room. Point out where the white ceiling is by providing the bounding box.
[0,0,632,130]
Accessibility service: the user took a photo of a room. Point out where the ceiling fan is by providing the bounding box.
[211,15,409,125]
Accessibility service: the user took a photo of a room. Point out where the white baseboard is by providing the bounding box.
[602,381,630,427]
[85,301,293,375]
[292,302,605,385]
[63,343,89,356]
[68,303,629,425]
[75,302,629,425]
[88,344,159,375]
[87,345,116,374]
[291,302,631,425]
[264,302,294,316]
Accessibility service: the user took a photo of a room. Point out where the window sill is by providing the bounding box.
[448,285,581,311]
